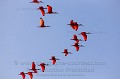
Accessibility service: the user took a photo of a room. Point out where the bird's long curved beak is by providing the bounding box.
[68,52,72,54]
[39,1,44,3]
[78,24,84,26]
[37,8,39,10]
[79,39,83,41]
[67,24,70,25]
[53,12,59,14]
[43,8,47,9]
[46,64,49,66]
[80,45,85,47]
[86,32,91,34]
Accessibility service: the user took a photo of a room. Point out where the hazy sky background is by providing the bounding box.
[0,0,120,79]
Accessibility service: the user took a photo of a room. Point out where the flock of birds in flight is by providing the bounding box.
[19,0,92,79]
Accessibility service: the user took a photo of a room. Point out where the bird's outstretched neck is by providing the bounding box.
[86,32,91,34]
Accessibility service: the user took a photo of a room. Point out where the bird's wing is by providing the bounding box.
[47,5,52,13]
[64,49,68,52]
[40,18,44,26]
[40,9,45,16]
[74,25,78,31]
[32,62,35,69]
[75,46,79,51]
[41,65,45,72]
[82,34,87,41]
[21,74,25,79]
[52,59,56,65]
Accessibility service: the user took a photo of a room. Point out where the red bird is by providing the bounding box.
[37,6,47,16]
[30,0,43,4]
[62,49,72,56]
[19,72,26,79]
[29,62,40,73]
[79,32,91,41]
[71,34,83,43]
[71,42,84,51]
[26,72,34,79]
[38,18,50,28]
[49,56,59,65]
[67,20,83,31]
[38,63,49,72]
[46,5,58,14]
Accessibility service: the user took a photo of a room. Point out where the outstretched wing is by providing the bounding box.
[40,9,45,16]
[64,49,68,52]
[75,46,79,51]
[74,25,78,31]
[40,18,44,26]
[41,65,45,72]
[20,72,25,79]
[52,59,56,65]
[27,72,33,79]
[47,5,52,13]
[73,35,77,39]
[82,34,87,41]
[30,74,33,79]
[33,0,38,1]
[32,62,35,70]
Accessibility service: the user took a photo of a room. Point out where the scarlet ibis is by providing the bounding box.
[46,5,58,14]
[30,0,43,4]
[38,63,49,72]
[62,49,72,56]
[37,6,47,16]
[25,72,34,79]
[19,72,26,79]
[29,62,40,73]
[38,18,50,28]
[71,42,84,51]
[67,20,83,31]
[49,56,59,65]
[71,34,83,43]
[78,32,91,41]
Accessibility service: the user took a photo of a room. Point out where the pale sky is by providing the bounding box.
[0,0,120,79]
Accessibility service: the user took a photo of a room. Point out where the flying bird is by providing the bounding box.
[38,18,50,28]
[67,20,83,31]
[49,56,59,65]
[29,62,40,73]
[46,5,58,14]
[30,0,43,4]
[26,72,34,79]
[19,72,26,79]
[78,32,91,41]
[37,6,47,16]
[71,34,83,43]
[71,42,84,51]
[38,63,49,72]
[62,49,72,56]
